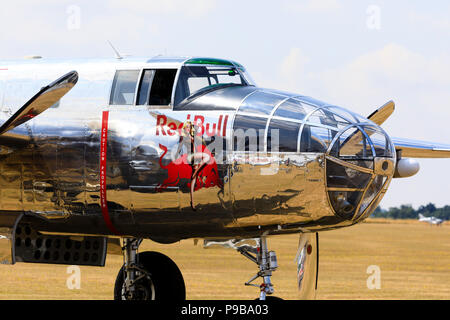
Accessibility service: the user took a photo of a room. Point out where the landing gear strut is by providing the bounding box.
[238,236,281,300]
[114,238,186,300]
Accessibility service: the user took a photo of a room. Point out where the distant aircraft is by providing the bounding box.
[418,214,444,226]
[0,55,449,300]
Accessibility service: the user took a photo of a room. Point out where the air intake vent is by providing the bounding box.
[14,224,107,267]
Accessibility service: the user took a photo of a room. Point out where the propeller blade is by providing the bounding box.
[0,71,78,135]
[367,100,395,126]
[295,232,319,299]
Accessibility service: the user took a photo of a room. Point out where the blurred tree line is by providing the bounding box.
[371,203,449,220]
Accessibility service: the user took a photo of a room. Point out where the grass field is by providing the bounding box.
[0,219,449,300]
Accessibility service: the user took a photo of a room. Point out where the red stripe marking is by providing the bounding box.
[0,68,8,71]
[100,111,121,235]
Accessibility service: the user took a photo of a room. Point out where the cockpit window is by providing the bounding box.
[238,91,286,115]
[149,69,177,106]
[307,108,350,131]
[300,125,334,153]
[110,70,140,105]
[273,98,306,120]
[233,115,266,152]
[267,119,301,152]
[327,106,359,123]
[137,70,154,105]
[238,67,256,86]
[174,65,248,106]
[134,69,177,106]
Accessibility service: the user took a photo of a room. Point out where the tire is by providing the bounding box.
[264,296,283,301]
[255,296,284,301]
[114,251,186,300]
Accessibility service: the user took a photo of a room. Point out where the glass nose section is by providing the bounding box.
[326,125,394,220]
[329,125,375,162]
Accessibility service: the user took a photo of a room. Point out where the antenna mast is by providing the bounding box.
[107,41,123,60]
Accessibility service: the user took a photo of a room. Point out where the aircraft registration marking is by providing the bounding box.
[100,111,121,235]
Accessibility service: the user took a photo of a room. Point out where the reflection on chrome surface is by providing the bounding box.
[0,58,395,241]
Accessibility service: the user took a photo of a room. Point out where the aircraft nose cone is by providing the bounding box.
[325,123,395,221]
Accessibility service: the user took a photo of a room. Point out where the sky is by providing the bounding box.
[0,0,450,209]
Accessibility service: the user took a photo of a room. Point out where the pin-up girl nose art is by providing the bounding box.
[157,120,223,211]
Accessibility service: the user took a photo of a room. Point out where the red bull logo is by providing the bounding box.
[156,114,228,137]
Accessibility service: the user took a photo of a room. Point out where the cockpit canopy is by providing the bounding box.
[174,58,255,106]
[109,57,255,108]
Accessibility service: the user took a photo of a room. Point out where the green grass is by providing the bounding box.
[0,220,448,300]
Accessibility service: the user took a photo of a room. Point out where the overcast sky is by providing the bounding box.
[1,0,450,209]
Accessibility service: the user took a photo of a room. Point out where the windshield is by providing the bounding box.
[174,65,251,105]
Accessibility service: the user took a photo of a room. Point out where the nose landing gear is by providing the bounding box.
[238,236,282,301]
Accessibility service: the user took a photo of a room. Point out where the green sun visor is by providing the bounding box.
[184,57,245,70]
[185,58,234,66]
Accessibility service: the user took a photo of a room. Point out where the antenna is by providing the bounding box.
[107,41,123,60]
[24,55,42,60]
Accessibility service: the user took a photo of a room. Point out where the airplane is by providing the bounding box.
[418,213,444,226]
[0,55,449,300]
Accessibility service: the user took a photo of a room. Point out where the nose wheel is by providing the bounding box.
[238,236,282,300]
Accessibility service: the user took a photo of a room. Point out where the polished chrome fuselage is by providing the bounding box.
[0,57,395,242]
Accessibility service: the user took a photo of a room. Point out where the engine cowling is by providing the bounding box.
[394,158,420,178]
